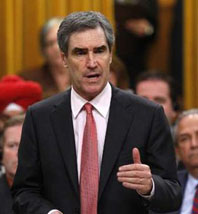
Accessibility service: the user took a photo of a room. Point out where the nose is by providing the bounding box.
[191,136,198,148]
[87,52,97,69]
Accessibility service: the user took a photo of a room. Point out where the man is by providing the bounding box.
[0,114,25,214]
[12,11,181,214]
[173,109,198,213]
[20,17,71,98]
[135,71,179,125]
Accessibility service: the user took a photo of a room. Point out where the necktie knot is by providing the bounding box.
[84,103,93,114]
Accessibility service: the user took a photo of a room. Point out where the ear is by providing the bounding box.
[60,52,68,68]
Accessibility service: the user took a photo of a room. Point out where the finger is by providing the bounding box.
[118,177,146,184]
[132,148,141,164]
[117,170,151,178]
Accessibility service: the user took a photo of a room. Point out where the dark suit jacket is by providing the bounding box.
[0,174,14,214]
[12,86,181,214]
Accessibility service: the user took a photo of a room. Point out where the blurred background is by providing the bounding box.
[0,0,197,109]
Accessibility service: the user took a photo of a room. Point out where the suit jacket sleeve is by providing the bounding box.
[145,106,182,212]
[11,108,55,214]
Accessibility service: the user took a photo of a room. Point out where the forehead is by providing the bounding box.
[68,27,107,50]
[137,80,170,97]
[178,114,198,133]
[46,24,59,40]
[4,124,22,141]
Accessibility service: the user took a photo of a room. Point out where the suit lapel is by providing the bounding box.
[50,90,79,197]
[99,88,135,200]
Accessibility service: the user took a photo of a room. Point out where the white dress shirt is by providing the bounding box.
[71,83,112,180]
[180,174,198,214]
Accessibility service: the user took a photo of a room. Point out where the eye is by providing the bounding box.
[179,135,189,144]
[73,48,87,56]
[6,142,19,150]
[94,46,107,54]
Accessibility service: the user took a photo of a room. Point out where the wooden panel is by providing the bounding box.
[183,0,198,108]
[45,0,67,18]
[22,0,46,69]
[14,0,23,74]
[5,0,15,74]
[0,1,6,77]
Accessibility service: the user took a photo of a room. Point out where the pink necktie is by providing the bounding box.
[192,185,198,214]
[80,103,99,214]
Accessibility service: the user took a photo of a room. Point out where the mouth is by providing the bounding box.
[85,73,101,81]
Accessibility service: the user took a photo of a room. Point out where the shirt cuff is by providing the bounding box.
[48,209,63,214]
[139,178,155,200]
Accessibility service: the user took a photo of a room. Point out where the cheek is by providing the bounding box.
[2,149,17,166]
[178,147,189,161]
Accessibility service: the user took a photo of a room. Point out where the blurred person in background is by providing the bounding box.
[20,17,71,98]
[173,109,198,214]
[114,0,158,88]
[0,114,25,214]
[155,109,198,214]
[134,71,180,127]
[109,55,131,91]
[0,74,42,175]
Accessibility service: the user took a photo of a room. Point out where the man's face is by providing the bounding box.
[136,80,176,123]
[176,115,198,171]
[44,24,63,67]
[61,27,112,101]
[2,124,22,179]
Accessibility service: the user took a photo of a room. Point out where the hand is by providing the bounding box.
[125,18,154,37]
[117,148,152,195]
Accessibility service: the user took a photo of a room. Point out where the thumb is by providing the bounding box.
[132,148,141,164]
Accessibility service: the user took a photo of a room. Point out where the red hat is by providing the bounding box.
[0,75,42,113]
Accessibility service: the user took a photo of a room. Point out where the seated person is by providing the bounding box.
[173,109,198,214]
[0,74,42,174]
[20,17,71,98]
[0,114,25,214]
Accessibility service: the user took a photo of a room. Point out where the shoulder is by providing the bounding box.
[177,169,188,183]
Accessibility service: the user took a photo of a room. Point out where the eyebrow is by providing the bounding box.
[71,45,107,54]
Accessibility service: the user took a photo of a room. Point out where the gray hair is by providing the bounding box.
[173,109,198,146]
[40,17,63,54]
[57,11,115,55]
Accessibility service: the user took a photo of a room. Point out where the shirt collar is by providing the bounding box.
[71,82,112,119]
[188,173,198,190]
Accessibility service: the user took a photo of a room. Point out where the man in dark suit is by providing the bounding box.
[0,114,25,214]
[173,109,198,213]
[12,11,181,214]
